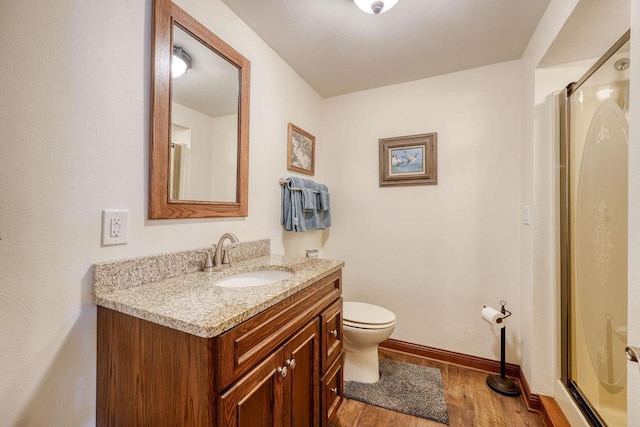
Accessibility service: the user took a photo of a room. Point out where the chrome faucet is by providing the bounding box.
[213,233,239,269]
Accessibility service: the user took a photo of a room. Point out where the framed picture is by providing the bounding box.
[379,132,437,186]
[287,123,315,176]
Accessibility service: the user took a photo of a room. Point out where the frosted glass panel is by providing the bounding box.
[568,41,629,426]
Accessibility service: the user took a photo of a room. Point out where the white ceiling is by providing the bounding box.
[220,0,551,97]
[538,0,630,68]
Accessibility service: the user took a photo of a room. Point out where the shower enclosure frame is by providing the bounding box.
[559,29,630,427]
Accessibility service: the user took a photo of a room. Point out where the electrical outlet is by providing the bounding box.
[111,216,122,237]
[102,210,128,246]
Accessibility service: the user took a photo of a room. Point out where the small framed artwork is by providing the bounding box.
[287,123,315,176]
[379,132,437,186]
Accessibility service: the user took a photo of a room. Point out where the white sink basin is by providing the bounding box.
[214,270,294,288]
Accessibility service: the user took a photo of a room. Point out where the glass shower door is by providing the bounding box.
[561,35,629,426]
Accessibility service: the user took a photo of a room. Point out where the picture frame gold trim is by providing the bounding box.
[287,123,315,176]
[379,132,437,187]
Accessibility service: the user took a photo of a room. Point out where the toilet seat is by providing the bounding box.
[343,319,395,330]
[343,301,396,330]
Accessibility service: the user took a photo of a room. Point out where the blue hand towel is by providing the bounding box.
[281,177,331,232]
[301,188,316,212]
[318,191,331,229]
[281,180,294,231]
[318,187,330,212]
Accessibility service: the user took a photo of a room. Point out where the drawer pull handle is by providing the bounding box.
[329,329,338,338]
[286,358,296,369]
[330,387,338,394]
[277,366,288,378]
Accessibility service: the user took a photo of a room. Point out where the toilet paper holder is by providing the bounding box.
[484,300,512,324]
[484,300,520,397]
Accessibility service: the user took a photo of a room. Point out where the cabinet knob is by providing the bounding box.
[286,358,296,369]
[329,329,338,338]
[277,366,288,378]
[330,387,338,394]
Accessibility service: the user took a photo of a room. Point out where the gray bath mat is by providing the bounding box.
[344,358,449,424]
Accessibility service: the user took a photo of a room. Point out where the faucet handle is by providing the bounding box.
[222,243,239,264]
[197,250,215,272]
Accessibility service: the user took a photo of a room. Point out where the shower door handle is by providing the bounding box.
[625,346,640,372]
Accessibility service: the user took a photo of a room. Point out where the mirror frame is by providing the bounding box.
[149,0,250,218]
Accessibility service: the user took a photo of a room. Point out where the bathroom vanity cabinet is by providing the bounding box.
[96,269,343,427]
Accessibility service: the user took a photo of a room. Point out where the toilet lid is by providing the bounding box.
[343,301,396,326]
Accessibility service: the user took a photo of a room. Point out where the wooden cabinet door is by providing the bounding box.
[218,349,286,427]
[283,319,320,427]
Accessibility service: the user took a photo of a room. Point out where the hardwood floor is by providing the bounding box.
[333,348,544,427]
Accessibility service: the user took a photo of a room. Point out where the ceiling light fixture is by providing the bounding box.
[172,46,192,78]
[354,0,398,14]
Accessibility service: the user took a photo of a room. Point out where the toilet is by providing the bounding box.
[342,301,396,383]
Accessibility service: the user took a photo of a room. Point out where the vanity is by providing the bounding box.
[108,0,344,422]
[93,240,344,426]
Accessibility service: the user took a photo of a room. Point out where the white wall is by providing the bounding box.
[172,102,216,199]
[518,0,580,398]
[321,61,524,362]
[0,0,323,425]
[171,103,238,201]
[530,59,593,398]
[209,114,240,201]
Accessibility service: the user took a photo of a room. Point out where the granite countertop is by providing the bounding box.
[93,255,344,338]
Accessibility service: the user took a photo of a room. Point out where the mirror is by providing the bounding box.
[150,0,250,218]
[170,24,239,202]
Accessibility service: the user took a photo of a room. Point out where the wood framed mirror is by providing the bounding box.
[150,0,250,218]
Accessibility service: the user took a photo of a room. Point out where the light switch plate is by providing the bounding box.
[102,210,128,246]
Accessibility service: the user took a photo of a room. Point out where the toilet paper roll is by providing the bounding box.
[481,306,506,329]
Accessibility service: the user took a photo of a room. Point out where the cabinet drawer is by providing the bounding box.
[217,270,342,391]
[320,298,343,374]
[321,352,343,427]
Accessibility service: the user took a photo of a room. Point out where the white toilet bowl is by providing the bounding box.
[343,301,396,383]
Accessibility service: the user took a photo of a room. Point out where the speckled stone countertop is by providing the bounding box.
[93,254,344,338]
